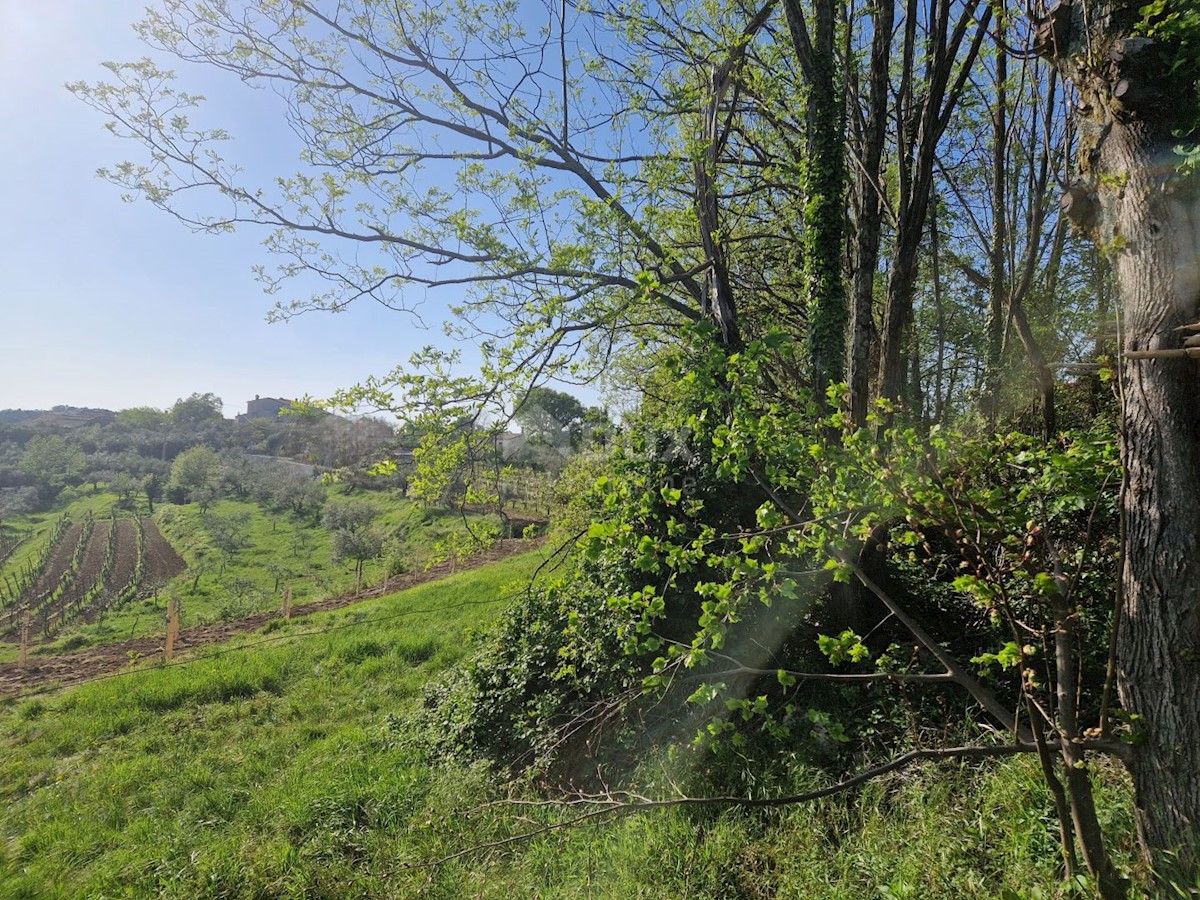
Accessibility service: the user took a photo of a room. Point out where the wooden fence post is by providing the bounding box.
[284,583,293,621]
[18,608,29,668]
[165,597,178,661]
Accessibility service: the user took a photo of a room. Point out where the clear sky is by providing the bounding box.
[0,1,459,419]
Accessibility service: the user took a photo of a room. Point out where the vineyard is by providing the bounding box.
[0,509,184,643]
[0,530,27,568]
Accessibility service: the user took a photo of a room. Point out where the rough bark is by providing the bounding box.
[1054,0,1200,869]
[1116,182,1200,867]
[846,0,892,425]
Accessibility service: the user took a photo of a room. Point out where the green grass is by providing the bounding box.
[0,546,1143,899]
[0,552,543,899]
[0,486,500,663]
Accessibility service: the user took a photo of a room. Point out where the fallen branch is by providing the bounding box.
[391,743,1039,873]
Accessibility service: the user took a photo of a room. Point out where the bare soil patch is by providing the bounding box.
[106,520,139,602]
[142,519,186,585]
[27,524,83,601]
[55,522,110,613]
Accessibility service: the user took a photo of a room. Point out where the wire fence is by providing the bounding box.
[1,593,517,705]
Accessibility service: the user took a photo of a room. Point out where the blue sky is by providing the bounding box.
[0,1,459,419]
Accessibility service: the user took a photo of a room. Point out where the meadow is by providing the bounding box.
[0,549,1141,899]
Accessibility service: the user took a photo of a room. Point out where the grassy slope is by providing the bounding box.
[0,553,543,899]
[0,549,1142,899]
[0,488,496,663]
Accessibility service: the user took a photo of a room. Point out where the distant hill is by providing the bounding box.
[0,407,116,428]
[0,410,44,424]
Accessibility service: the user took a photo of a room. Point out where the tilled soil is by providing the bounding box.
[4,520,188,640]
[0,537,540,698]
[142,520,187,586]
[0,525,84,636]
[103,521,139,609]
[26,524,83,602]
[59,521,112,611]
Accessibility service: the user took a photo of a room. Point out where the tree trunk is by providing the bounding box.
[879,231,922,402]
[800,0,847,407]
[930,196,948,423]
[983,19,1008,425]
[1009,299,1056,438]
[1055,2,1200,868]
[878,0,991,403]
[846,0,891,426]
[1116,192,1200,866]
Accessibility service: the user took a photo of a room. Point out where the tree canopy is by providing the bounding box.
[19,435,86,502]
[70,0,1200,890]
[514,387,585,445]
[169,393,225,428]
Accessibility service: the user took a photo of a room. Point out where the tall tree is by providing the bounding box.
[845,0,893,425]
[169,392,225,428]
[1049,0,1200,871]
[70,0,728,399]
[780,0,848,404]
[514,387,586,446]
[877,0,992,403]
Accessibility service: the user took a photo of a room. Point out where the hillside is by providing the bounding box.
[7,0,1194,880]
[0,484,505,665]
[0,536,534,697]
[0,550,1140,899]
[0,553,546,898]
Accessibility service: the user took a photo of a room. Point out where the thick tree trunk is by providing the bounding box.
[779,0,847,405]
[1055,3,1200,867]
[800,0,847,407]
[1114,167,1200,863]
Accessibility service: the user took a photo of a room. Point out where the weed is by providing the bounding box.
[16,699,45,720]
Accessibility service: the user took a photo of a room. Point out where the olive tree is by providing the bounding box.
[322,500,384,591]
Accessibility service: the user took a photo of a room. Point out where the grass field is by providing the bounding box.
[0,552,544,899]
[0,486,498,663]
[0,546,1144,899]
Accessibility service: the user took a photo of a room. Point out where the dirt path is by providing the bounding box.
[0,537,541,698]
